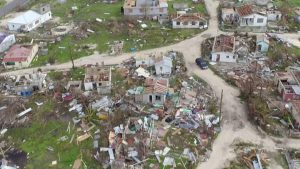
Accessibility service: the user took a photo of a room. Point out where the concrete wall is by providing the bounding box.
[155,64,171,75]
[211,52,236,62]
[142,93,165,104]
[84,82,94,91]
[267,12,281,21]
[7,22,24,31]
[124,7,167,16]
[240,14,267,27]
[172,20,207,29]
[40,11,52,23]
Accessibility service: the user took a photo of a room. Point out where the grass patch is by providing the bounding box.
[0,0,6,8]
[5,94,99,168]
[69,67,85,81]
[192,73,208,86]
[168,0,207,14]
[267,40,300,69]
[26,0,204,66]
[7,121,97,169]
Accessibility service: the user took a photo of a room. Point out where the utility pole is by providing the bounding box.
[69,43,75,70]
[219,89,223,125]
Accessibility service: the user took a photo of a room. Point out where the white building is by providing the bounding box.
[172,11,207,29]
[236,5,267,27]
[266,10,282,21]
[0,33,16,53]
[211,35,236,63]
[155,56,173,76]
[7,4,52,32]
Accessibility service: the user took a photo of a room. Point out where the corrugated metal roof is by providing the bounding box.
[2,44,33,62]
[237,5,253,17]
[144,78,168,94]
[8,10,41,25]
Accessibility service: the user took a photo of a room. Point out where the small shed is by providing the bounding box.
[256,35,269,53]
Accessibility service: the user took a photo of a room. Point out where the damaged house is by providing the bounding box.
[221,8,238,23]
[154,56,173,76]
[135,78,169,104]
[123,0,168,17]
[172,11,207,29]
[2,44,39,68]
[84,66,112,94]
[7,4,52,32]
[236,4,267,27]
[275,71,300,102]
[211,35,237,63]
[256,34,269,53]
[14,72,47,96]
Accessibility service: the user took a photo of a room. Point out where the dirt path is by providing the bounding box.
[2,0,300,168]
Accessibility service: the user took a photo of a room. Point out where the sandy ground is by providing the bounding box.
[2,0,300,168]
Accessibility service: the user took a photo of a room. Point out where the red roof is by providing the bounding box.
[2,45,33,62]
[145,78,169,94]
[237,5,253,17]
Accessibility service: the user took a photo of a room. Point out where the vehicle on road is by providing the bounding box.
[195,58,208,69]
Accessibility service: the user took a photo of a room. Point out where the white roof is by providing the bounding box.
[135,67,150,78]
[8,10,41,25]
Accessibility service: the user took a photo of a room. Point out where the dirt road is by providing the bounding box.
[2,0,300,168]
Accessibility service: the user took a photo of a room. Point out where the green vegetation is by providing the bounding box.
[48,70,64,80]
[5,95,99,168]
[0,0,6,8]
[69,67,85,81]
[26,0,204,66]
[168,0,207,14]
[273,153,289,169]
[267,40,300,70]
[273,0,300,31]
[289,0,300,7]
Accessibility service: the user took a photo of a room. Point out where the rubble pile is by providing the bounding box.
[0,51,220,168]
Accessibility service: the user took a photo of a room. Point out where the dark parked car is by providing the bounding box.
[195,58,208,69]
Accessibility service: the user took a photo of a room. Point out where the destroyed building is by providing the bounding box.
[221,4,268,27]
[256,34,269,53]
[13,72,47,96]
[154,56,173,76]
[123,0,168,17]
[275,71,300,102]
[7,4,52,32]
[134,78,169,104]
[172,11,207,29]
[84,66,112,94]
[66,81,82,92]
[211,35,236,62]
